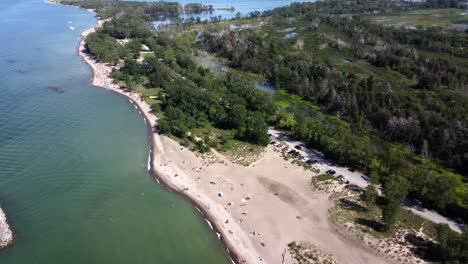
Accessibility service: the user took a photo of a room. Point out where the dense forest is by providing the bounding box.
[196,1,468,221]
[200,2,468,177]
[59,1,468,257]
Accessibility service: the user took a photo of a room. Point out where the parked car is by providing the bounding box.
[455,218,465,225]
[313,164,325,171]
[326,169,336,175]
[361,175,370,181]
[294,145,302,150]
[338,175,349,184]
[413,199,422,207]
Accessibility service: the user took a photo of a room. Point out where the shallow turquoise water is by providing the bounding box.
[0,1,229,263]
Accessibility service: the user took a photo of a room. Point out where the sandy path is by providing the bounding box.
[67,8,397,264]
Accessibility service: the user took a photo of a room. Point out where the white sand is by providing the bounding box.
[74,14,397,264]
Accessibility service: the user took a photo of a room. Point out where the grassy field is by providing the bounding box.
[368,8,468,28]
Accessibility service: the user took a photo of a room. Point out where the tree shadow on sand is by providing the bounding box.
[339,198,367,212]
[404,233,433,260]
[355,218,385,231]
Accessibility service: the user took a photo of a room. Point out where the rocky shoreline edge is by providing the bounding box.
[0,206,13,249]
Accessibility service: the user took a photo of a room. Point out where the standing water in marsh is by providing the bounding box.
[0,0,229,263]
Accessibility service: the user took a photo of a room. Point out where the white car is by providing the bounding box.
[313,164,325,171]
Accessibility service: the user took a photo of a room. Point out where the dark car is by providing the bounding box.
[455,218,465,225]
[326,169,336,175]
[294,145,302,150]
[361,175,370,181]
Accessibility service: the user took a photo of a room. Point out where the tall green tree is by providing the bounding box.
[363,184,378,210]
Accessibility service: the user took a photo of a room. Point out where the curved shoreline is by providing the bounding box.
[62,5,251,264]
[78,23,247,264]
[47,3,406,264]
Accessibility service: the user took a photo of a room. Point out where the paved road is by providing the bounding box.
[268,128,464,233]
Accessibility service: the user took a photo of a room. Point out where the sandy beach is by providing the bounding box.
[69,8,397,264]
[0,206,13,249]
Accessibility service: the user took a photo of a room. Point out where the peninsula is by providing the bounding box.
[50,0,468,263]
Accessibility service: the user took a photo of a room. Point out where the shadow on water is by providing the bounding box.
[47,86,65,93]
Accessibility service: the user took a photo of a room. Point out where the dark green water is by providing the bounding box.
[0,1,229,263]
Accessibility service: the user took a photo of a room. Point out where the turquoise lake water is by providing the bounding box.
[0,0,308,263]
[0,1,229,263]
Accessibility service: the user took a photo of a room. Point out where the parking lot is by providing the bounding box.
[268,128,370,188]
[268,127,464,232]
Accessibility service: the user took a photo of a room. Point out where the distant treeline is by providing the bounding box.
[183,3,214,14]
[263,0,467,16]
[59,0,180,19]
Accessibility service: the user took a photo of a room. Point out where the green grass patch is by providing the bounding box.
[315,174,337,182]
[368,8,468,28]
[140,52,155,59]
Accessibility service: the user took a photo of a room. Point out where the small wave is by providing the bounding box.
[195,207,203,215]
[147,152,151,171]
[204,219,213,230]
[144,118,147,125]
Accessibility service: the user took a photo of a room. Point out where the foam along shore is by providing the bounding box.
[0,206,13,249]
[70,7,396,264]
[76,17,260,264]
